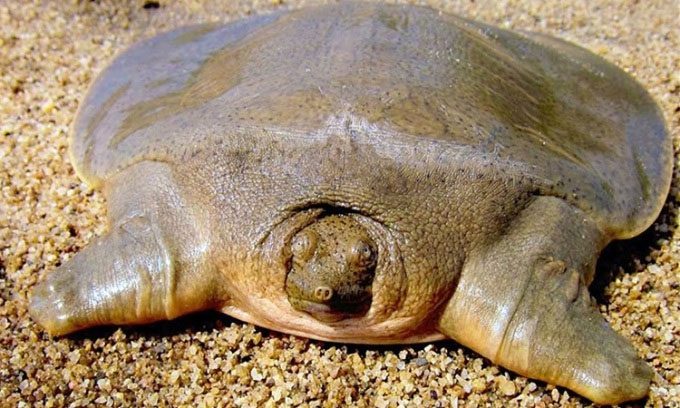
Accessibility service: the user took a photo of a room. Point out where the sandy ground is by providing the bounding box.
[1,0,678,406]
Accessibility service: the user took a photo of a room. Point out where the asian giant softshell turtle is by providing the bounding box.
[29,2,672,404]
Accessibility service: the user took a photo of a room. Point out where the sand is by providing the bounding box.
[1,0,678,406]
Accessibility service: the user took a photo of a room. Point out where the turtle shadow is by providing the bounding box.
[592,139,678,303]
[66,310,236,342]
[590,186,676,304]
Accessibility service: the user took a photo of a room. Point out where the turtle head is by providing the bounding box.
[285,214,377,322]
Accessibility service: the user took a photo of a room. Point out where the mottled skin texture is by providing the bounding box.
[28,2,672,405]
[285,214,378,322]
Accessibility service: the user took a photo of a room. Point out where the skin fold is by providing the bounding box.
[29,2,672,404]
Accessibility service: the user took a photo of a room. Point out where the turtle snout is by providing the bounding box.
[313,286,334,302]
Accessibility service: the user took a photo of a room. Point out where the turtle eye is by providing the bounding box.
[350,239,376,269]
[291,230,318,262]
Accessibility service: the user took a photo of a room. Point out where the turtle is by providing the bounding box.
[28,2,672,404]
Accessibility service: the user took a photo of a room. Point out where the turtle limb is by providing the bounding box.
[29,162,220,335]
[438,196,653,405]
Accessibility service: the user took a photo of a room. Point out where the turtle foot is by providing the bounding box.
[498,259,653,405]
[30,260,87,336]
[29,216,172,336]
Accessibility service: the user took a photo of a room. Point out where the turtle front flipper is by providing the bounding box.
[437,196,653,405]
[30,215,177,335]
[29,162,220,335]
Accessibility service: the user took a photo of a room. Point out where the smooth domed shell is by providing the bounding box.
[71,2,672,239]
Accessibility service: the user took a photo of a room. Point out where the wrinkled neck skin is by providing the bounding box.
[218,207,444,344]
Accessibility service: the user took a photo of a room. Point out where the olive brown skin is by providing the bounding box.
[28,2,672,404]
[285,214,378,322]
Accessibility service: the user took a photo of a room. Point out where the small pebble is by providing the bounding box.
[472,378,487,392]
[498,377,517,396]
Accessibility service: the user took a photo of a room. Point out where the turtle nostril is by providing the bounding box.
[313,286,333,302]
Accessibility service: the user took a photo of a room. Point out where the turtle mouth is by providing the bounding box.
[289,298,370,323]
